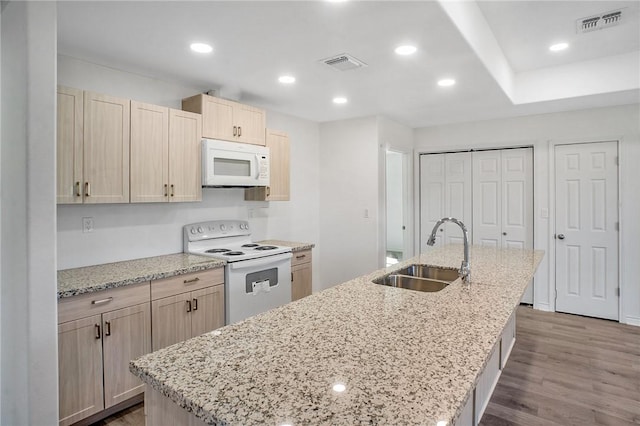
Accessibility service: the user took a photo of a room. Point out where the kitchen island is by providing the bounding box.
[130,245,543,426]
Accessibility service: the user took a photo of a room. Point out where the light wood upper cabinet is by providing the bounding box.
[291,250,312,301]
[182,93,266,146]
[245,129,290,201]
[83,91,130,204]
[168,109,202,202]
[57,86,84,204]
[58,315,104,426]
[130,101,169,203]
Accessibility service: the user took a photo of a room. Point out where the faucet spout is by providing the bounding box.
[426,217,471,284]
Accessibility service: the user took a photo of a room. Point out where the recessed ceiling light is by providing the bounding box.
[278,75,296,84]
[190,43,213,54]
[333,97,348,104]
[437,78,456,87]
[549,42,569,52]
[395,45,417,55]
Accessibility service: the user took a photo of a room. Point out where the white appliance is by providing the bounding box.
[183,220,292,324]
[202,139,270,187]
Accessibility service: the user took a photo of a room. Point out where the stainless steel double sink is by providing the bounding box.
[373,264,459,293]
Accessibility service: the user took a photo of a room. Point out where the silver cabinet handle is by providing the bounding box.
[184,277,200,284]
[164,184,168,197]
[75,181,81,197]
[85,182,91,197]
[233,126,237,136]
[557,234,565,240]
[170,184,175,197]
[192,298,198,311]
[95,324,101,339]
[296,254,306,259]
[91,297,113,305]
[238,126,242,137]
[186,300,192,313]
[104,321,111,336]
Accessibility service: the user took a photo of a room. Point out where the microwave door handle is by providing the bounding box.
[254,154,261,179]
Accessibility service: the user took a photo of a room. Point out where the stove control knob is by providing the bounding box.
[197,227,203,233]
[220,224,226,231]
[190,227,196,234]
[239,224,244,230]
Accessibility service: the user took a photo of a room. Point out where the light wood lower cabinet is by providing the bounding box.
[151,268,225,351]
[58,283,151,426]
[291,250,312,301]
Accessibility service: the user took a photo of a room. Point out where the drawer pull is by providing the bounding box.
[75,181,81,197]
[91,297,113,306]
[186,300,192,313]
[192,298,198,311]
[296,254,306,259]
[95,324,101,339]
[184,277,200,284]
[104,321,111,336]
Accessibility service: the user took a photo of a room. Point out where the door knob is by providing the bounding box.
[557,234,565,240]
[502,232,507,236]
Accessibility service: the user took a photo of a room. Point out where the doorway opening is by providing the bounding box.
[385,150,409,267]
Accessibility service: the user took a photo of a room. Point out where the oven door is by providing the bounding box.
[225,252,292,324]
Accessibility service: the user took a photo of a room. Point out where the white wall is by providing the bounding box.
[414,104,640,325]
[57,56,321,290]
[1,2,58,424]
[318,117,379,288]
[385,152,403,251]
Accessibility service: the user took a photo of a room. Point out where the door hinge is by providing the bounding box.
[615,222,619,231]
[554,289,558,301]
[616,287,620,297]
[615,156,619,165]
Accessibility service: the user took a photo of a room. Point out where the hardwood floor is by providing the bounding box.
[480,306,640,426]
[96,306,640,426]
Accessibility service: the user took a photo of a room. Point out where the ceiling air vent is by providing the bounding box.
[577,9,624,33]
[321,53,367,71]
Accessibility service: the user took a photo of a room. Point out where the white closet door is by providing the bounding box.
[472,150,502,248]
[502,148,533,250]
[444,152,473,245]
[420,154,446,247]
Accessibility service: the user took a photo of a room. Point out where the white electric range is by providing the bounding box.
[183,220,292,324]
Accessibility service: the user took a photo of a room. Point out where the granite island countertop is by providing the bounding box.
[57,253,225,299]
[130,245,543,425]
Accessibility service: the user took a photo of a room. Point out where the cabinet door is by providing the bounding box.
[58,315,104,426]
[472,150,502,247]
[102,303,151,409]
[420,154,446,247]
[83,91,130,203]
[168,109,202,202]
[235,103,266,146]
[130,101,169,203]
[291,263,312,301]
[57,86,84,204]
[190,285,225,338]
[151,293,192,351]
[444,152,472,244]
[202,96,235,140]
[265,129,290,200]
[501,148,533,250]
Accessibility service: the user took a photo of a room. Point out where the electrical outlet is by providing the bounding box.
[82,217,94,233]
[364,209,369,218]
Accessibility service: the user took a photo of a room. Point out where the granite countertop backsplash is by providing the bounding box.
[57,253,225,299]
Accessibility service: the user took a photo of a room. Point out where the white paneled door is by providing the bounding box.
[555,142,619,320]
[420,152,472,248]
[472,148,533,303]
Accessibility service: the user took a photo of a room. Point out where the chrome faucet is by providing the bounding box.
[426,217,471,284]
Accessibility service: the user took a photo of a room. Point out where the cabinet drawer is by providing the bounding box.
[291,250,312,267]
[58,282,150,324]
[151,268,224,300]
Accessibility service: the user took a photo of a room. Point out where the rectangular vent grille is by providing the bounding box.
[321,53,367,71]
[577,9,624,33]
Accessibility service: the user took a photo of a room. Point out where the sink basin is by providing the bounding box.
[392,264,459,282]
[372,274,449,292]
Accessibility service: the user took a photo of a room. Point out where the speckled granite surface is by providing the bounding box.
[258,240,315,252]
[130,245,543,425]
[57,253,225,299]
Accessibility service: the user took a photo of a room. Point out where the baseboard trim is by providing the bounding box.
[533,302,552,312]
[623,315,640,327]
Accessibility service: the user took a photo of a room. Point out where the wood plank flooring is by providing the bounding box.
[480,306,640,426]
[96,306,640,426]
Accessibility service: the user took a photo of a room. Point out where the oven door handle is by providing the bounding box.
[228,252,292,270]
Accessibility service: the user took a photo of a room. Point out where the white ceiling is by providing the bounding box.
[57,1,640,128]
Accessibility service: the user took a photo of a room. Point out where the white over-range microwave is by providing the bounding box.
[202,138,270,187]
